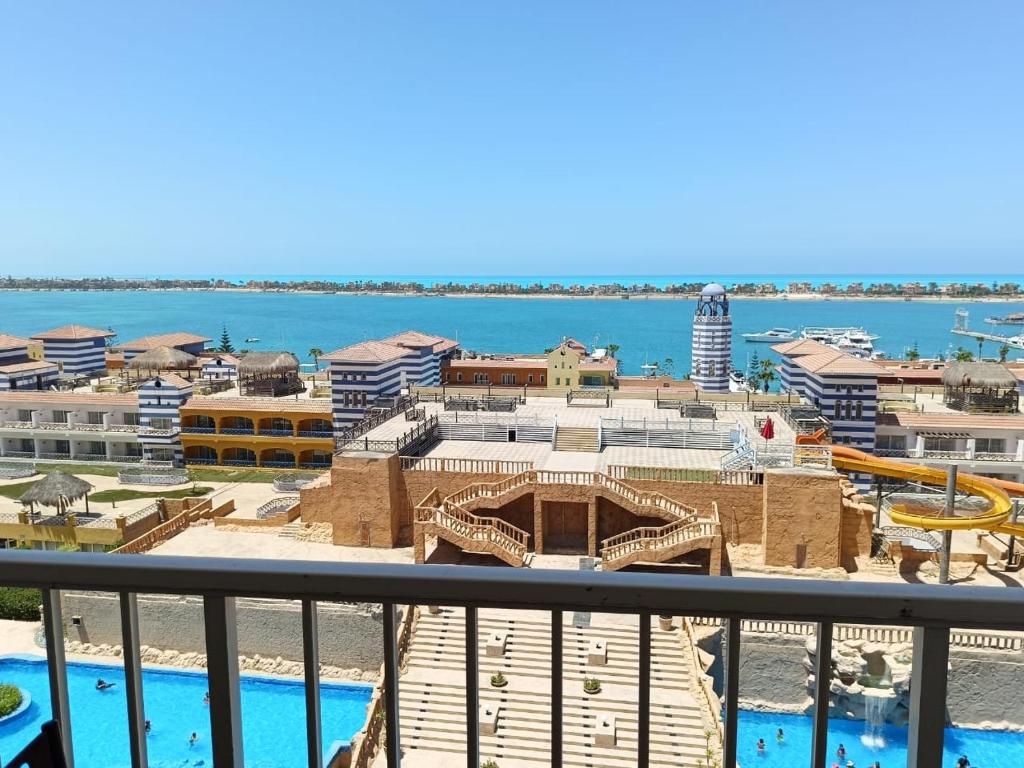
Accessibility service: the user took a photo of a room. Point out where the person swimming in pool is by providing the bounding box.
[776,728,784,743]
[95,679,115,691]
[145,720,151,734]
[757,738,766,753]
[189,732,199,747]
[837,743,847,760]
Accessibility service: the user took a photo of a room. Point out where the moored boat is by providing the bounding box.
[742,327,796,343]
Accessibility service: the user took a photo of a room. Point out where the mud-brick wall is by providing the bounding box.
[62,591,390,670]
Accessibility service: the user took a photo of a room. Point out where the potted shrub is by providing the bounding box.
[481,760,499,768]
[490,672,508,689]
[659,615,674,631]
[583,676,601,695]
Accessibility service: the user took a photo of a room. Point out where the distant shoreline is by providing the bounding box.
[2,286,1024,303]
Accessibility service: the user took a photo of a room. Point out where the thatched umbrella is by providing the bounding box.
[941,361,1017,389]
[128,345,198,371]
[20,471,93,516]
[237,351,300,376]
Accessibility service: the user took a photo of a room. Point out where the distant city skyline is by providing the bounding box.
[1,2,1021,275]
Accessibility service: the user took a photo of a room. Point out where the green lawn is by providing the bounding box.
[12,463,281,484]
[89,486,214,503]
[0,481,35,500]
[0,481,213,504]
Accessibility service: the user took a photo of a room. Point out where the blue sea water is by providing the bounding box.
[0,656,371,768]
[739,710,1024,768]
[0,290,1022,378]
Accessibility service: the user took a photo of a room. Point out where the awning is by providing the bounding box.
[916,431,971,439]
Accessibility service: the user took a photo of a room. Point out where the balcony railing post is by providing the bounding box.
[382,602,401,767]
[302,599,323,768]
[722,617,741,768]
[811,621,833,768]
[120,591,148,768]
[550,609,563,768]
[465,606,480,768]
[638,612,651,768]
[203,595,244,767]
[907,626,950,766]
[42,588,75,768]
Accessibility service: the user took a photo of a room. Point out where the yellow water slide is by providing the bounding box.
[796,432,1024,536]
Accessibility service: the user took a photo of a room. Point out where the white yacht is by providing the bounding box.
[742,327,796,343]
[728,370,752,392]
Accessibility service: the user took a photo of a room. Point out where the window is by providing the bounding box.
[361,374,367,381]
[456,372,463,382]
[876,435,906,451]
[501,373,516,385]
[855,402,862,419]
[844,402,852,420]
[87,411,104,424]
[17,409,32,422]
[52,409,68,423]
[708,362,716,377]
[541,375,545,384]
[527,374,534,384]
[149,417,173,431]
[924,437,957,453]
[555,378,560,386]
[975,438,1006,454]
[474,373,489,384]
[833,402,841,419]
[123,412,140,426]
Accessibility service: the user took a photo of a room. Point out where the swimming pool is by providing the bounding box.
[739,709,1024,767]
[0,655,372,767]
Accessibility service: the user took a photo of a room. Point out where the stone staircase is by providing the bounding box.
[391,609,717,768]
[278,521,306,539]
[600,517,721,572]
[554,426,600,452]
[414,503,531,567]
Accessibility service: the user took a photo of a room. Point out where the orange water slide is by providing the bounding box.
[796,430,1024,536]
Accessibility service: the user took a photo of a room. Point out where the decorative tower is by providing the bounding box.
[691,282,732,393]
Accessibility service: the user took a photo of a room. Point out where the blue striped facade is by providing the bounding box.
[40,338,107,375]
[201,357,238,380]
[779,358,806,394]
[0,346,27,366]
[691,286,732,394]
[137,377,192,465]
[329,346,446,428]
[0,365,59,391]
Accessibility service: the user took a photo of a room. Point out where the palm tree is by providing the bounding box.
[758,358,776,393]
[954,347,974,362]
[663,357,674,376]
[308,347,324,383]
[606,343,620,358]
[999,343,1010,363]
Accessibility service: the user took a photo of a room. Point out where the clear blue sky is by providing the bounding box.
[1,2,1021,277]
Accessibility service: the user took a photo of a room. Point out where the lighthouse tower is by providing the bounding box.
[691,282,732,393]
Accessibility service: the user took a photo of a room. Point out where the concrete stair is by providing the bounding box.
[391,609,717,767]
[554,426,600,452]
[278,522,305,539]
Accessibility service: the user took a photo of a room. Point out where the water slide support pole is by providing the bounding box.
[939,464,957,584]
[1007,499,1020,571]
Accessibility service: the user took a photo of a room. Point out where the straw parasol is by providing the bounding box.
[20,471,93,516]
[237,351,300,376]
[940,362,1017,389]
[128,345,198,371]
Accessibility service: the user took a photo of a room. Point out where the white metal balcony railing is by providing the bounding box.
[1,420,140,433]
[1,554,1021,768]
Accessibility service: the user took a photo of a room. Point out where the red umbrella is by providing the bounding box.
[760,416,775,441]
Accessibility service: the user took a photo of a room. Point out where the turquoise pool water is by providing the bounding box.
[739,710,1024,767]
[0,656,372,767]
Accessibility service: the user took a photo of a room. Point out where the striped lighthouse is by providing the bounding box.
[691,282,732,393]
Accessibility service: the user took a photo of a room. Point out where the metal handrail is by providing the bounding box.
[0,552,1021,768]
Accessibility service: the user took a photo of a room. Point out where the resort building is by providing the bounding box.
[179,396,334,469]
[441,338,618,389]
[443,355,548,387]
[116,331,212,362]
[0,333,59,391]
[199,353,239,381]
[690,283,732,393]
[0,391,143,462]
[137,374,192,464]
[323,331,459,427]
[31,324,115,376]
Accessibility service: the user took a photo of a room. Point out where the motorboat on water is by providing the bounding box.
[742,327,796,343]
[985,313,1024,326]
[728,370,752,392]
[800,326,880,358]
[245,337,260,343]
